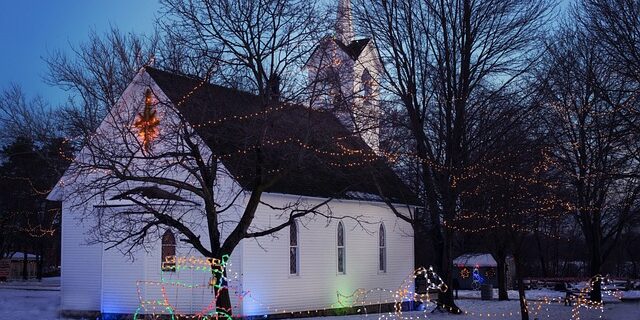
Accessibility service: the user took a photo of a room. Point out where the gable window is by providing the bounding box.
[361,69,373,101]
[289,221,299,275]
[337,221,346,274]
[161,230,176,272]
[379,223,386,273]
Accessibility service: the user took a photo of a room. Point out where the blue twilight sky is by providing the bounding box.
[0,0,160,106]
[0,1,570,108]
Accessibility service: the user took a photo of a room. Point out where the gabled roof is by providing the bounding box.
[334,38,371,61]
[145,67,416,204]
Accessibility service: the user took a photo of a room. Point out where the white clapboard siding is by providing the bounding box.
[101,246,145,314]
[61,204,103,311]
[240,193,414,316]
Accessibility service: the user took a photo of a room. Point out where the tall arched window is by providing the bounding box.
[337,221,346,274]
[161,230,176,272]
[379,223,386,273]
[289,221,299,275]
[361,69,373,101]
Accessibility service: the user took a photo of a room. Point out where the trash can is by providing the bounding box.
[480,284,493,300]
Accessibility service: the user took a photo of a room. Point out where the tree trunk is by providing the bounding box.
[513,253,529,320]
[414,223,431,269]
[213,255,233,317]
[36,253,42,280]
[22,251,28,280]
[36,241,43,280]
[496,252,509,300]
[534,231,547,277]
[437,228,462,314]
[588,233,603,302]
[214,285,233,317]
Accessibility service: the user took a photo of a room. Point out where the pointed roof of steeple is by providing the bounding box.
[335,0,354,44]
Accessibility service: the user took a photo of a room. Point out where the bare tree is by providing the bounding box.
[0,84,60,144]
[44,27,159,138]
[538,22,640,301]
[352,0,552,313]
[160,0,326,105]
[578,0,640,186]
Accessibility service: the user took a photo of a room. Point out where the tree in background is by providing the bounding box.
[0,136,71,279]
[538,15,640,301]
[352,0,552,312]
[160,0,326,105]
[44,27,160,138]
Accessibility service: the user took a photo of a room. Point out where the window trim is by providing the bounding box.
[378,223,387,273]
[289,220,300,276]
[337,221,346,275]
[161,230,176,272]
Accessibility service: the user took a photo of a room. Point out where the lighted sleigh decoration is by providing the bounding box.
[134,255,230,320]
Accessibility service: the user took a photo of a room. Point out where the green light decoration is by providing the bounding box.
[134,254,231,320]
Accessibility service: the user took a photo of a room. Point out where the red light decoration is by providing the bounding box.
[134,89,160,151]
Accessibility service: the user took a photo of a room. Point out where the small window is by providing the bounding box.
[379,223,386,272]
[289,221,299,275]
[337,221,345,274]
[161,230,176,272]
[361,69,373,99]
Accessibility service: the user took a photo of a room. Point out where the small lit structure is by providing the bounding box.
[452,253,511,290]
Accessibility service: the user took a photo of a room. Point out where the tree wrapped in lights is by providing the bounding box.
[351,0,553,314]
[538,13,640,302]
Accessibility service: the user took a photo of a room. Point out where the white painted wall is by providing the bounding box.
[240,193,414,316]
[60,203,103,311]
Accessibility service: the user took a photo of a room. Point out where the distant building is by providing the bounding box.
[452,253,514,290]
[0,252,38,281]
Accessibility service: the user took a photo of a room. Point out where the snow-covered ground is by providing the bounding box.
[0,288,61,320]
[0,279,637,320]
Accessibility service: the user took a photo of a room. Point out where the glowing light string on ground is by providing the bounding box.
[133,259,622,320]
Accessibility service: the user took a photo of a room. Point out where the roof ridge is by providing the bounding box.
[144,66,259,101]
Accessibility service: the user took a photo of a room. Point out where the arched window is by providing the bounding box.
[161,230,176,272]
[361,69,373,100]
[289,221,299,275]
[379,223,386,273]
[337,221,345,274]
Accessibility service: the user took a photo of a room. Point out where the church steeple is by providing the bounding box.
[335,0,354,44]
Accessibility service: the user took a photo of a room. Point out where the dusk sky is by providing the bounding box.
[0,1,570,108]
[0,0,160,106]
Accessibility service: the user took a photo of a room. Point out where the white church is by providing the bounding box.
[48,1,417,318]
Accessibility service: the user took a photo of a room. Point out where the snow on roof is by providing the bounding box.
[7,252,37,261]
[453,253,497,267]
[344,191,383,201]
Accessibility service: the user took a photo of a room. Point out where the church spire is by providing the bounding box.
[335,0,354,44]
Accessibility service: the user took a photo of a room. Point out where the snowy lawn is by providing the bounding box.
[0,288,61,320]
[0,282,637,320]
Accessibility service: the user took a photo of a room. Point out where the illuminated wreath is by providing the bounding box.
[460,267,470,279]
[485,268,496,278]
